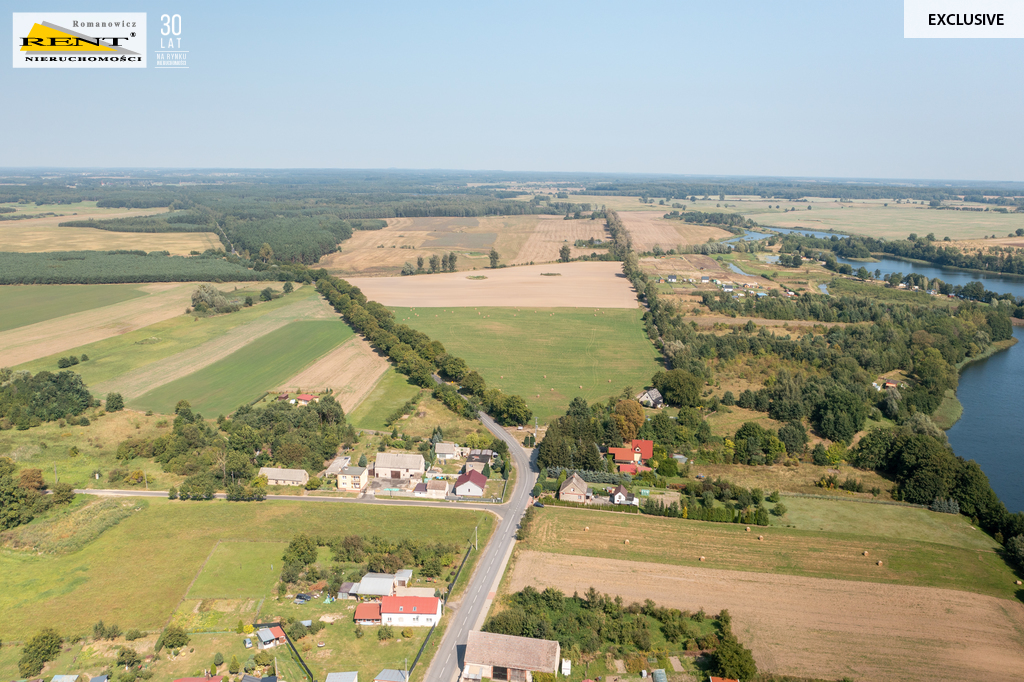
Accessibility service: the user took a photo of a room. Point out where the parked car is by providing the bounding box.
[244,638,252,649]
[297,593,312,600]
[534,501,545,508]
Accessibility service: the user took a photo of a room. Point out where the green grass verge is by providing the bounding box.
[0,283,148,333]
[0,496,493,642]
[347,368,423,431]
[523,505,1018,600]
[15,285,317,385]
[131,320,352,416]
[391,307,663,423]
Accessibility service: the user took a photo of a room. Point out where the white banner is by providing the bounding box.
[12,12,147,68]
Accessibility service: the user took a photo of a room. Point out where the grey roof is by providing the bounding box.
[466,453,490,464]
[258,467,308,483]
[324,457,350,475]
[356,573,395,596]
[395,569,413,581]
[340,581,356,594]
[374,671,409,682]
[375,452,425,471]
[465,631,560,673]
[91,677,109,682]
[426,479,448,492]
[434,442,457,454]
[340,465,366,476]
[559,473,587,494]
[300,619,312,627]
[51,676,78,682]
[325,674,358,682]
[652,670,668,682]
[256,627,275,643]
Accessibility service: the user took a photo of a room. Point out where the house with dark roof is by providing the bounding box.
[464,452,491,474]
[636,388,664,408]
[558,473,588,503]
[454,469,487,497]
[461,630,560,682]
[611,484,637,506]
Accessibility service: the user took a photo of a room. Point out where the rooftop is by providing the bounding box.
[373,671,409,682]
[465,631,560,673]
[455,469,487,489]
[381,595,441,614]
[325,674,359,682]
[375,452,425,470]
[258,467,308,482]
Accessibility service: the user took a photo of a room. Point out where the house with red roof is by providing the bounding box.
[255,625,287,649]
[381,596,443,626]
[609,439,654,465]
[617,463,652,475]
[355,601,382,625]
[296,393,319,406]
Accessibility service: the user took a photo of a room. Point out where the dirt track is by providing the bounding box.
[509,551,1024,681]
[344,262,638,308]
[275,335,389,413]
[619,211,732,251]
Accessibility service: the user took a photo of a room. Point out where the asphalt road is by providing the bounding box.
[423,412,537,682]
[75,411,537,682]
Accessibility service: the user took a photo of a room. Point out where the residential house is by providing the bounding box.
[354,602,382,625]
[355,573,397,598]
[52,676,79,682]
[636,388,664,408]
[240,675,278,682]
[426,479,449,499]
[373,452,425,480]
[255,626,286,649]
[337,466,368,491]
[434,442,468,460]
[609,439,654,465]
[611,484,638,506]
[258,467,309,487]
[324,456,351,476]
[617,463,652,476]
[464,452,491,474]
[174,678,224,682]
[381,596,443,626]
[296,393,319,406]
[558,473,588,503]
[395,569,413,586]
[701,275,710,283]
[373,671,408,682]
[325,674,358,682]
[461,630,560,682]
[668,274,677,283]
[454,470,487,497]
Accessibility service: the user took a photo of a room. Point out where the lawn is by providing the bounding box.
[0,283,148,332]
[347,368,424,431]
[0,496,493,641]
[131,319,352,416]
[15,284,319,385]
[188,541,286,599]
[392,307,663,423]
[522,506,1019,599]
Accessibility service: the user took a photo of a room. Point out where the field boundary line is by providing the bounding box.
[167,539,222,629]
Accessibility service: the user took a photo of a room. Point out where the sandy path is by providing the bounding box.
[91,296,330,399]
[344,262,638,308]
[619,211,732,251]
[0,282,202,366]
[509,551,1024,681]
[275,335,390,413]
[512,216,608,265]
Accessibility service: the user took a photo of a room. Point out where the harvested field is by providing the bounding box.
[508,550,1024,682]
[619,211,732,252]
[91,292,333,400]
[0,281,212,366]
[345,262,638,308]
[512,216,608,264]
[0,224,220,254]
[275,335,390,413]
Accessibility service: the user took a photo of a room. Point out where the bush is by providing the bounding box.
[377,625,394,641]
[931,497,960,514]
[161,625,190,650]
[106,392,124,411]
[18,627,63,677]
[766,490,780,503]
[214,652,224,666]
[117,647,141,667]
[711,636,757,681]
[771,502,788,517]
[124,629,143,641]
[229,655,240,674]
[254,651,274,666]
[354,625,364,639]
[401,628,414,639]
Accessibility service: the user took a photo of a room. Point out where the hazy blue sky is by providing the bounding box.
[4,0,1022,180]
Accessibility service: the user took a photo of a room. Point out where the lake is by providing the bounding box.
[834,254,1024,299]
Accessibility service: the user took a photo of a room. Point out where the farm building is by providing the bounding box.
[275,393,289,401]
[354,601,382,625]
[461,631,560,682]
[464,452,491,474]
[381,596,443,626]
[337,465,368,491]
[454,469,487,497]
[425,478,449,498]
[255,626,286,649]
[52,676,79,682]
[325,673,358,682]
[91,677,109,682]
[373,452,425,480]
[396,569,413,586]
[636,388,664,408]
[258,467,309,486]
[434,442,469,460]
[355,573,397,598]
[374,671,409,682]
[558,473,589,504]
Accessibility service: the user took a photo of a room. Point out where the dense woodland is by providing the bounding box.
[0,250,270,285]
[0,368,94,429]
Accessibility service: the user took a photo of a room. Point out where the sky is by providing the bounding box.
[3,0,1022,181]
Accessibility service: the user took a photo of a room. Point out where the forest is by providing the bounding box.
[0,250,271,285]
[0,368,94,429]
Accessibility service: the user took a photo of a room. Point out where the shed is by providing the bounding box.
[373,671,409,682]
[258,467,309,487]
[325,674,359,682]
[356,573,396,597]
[395,569,413,586]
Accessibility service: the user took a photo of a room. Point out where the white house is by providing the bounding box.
[380,596,443,627]
[611,484,639,506]
[258,467,309,487]
[374,452,425,480]
[434,442,469,460]
[454,470,487,497]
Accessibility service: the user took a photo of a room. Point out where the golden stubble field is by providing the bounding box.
[511,216,608,264]
[618,211,733,251]
[508,550,1024,682]
[344,261,639,308]
[275,335,390,413]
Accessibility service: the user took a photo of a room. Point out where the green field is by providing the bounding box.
[524,504,1017,599]
[188,541,286,599]
[392,307,663,423]
[132,320,351,416]
[347,367,424,430]
[15,284,316,384]
[0,496,492,642]
[0,283,148,332]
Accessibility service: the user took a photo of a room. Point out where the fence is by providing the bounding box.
[408,622,437,677]
[252,621,315,682]
[445,542,473,605]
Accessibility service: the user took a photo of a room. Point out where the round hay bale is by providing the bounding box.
[877,561,883,566]
[863,551,869,556]
[584,526,589,531]
[1016,580,1022,586]
[758,535,764,541]
[699,556,705,562]
[579,385,583,389]
[624,539,630,545]
[745,527,750,532]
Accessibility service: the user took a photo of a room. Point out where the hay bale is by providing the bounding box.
[863,551,869,556]
[1016,580,1022,586]
[699,556,705,562]
[624,539,630,545]
[877,561,883,566]
[758,535,764,541]
[584,526,589,531]
[745,527,750,532]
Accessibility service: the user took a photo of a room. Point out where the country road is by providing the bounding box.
[76,410,537,682]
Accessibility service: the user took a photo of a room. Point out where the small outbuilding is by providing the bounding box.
[258,467,309,487]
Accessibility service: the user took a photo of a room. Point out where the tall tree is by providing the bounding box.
[559,244,571,262]
[489,248,499,268]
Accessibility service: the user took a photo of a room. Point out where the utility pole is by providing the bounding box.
[474,525,478,551]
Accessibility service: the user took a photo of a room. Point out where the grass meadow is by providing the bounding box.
[131,320,351,416]
[522,505,1018,599]
[0,496,493,641]
[347,368,424,431]
[0,283,150,333]
[392,307,663,423]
